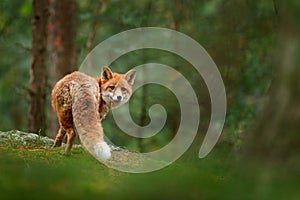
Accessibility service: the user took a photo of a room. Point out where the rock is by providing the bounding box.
[0,130,55,147]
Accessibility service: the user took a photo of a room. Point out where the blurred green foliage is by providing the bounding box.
[0,0,31,130]
[0,0,276,152]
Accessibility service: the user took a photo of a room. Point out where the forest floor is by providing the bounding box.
[0,130,299,200]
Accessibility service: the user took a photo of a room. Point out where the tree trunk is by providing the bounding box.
[28,0,49,135]
[48,0,78,81]
[243,2,300,164]
[48,0,78,137]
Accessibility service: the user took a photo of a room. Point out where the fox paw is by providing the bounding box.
[94,142,111,161]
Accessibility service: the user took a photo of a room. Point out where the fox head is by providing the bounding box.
[100,66,136,108]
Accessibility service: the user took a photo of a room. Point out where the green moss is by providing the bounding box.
[0,132,299,200]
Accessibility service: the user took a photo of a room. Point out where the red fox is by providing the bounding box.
[51,67,136,160]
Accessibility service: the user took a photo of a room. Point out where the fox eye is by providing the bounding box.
[121,87,127,92]
[108,86,115,90]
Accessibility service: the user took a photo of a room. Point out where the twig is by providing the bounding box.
[15,42,31,52]
[272,0,278,16]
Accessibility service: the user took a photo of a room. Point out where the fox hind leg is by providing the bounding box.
[64,128,76,155]
[52,126,66,148]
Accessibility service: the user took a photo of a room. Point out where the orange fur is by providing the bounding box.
[51,67,136,160]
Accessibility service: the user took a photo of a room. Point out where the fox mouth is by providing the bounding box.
[112,98,122,102]
[103,95,123,103]
[102,91,129,106]
[107,95,122,102]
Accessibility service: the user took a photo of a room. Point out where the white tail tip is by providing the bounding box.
[94,142,111,160]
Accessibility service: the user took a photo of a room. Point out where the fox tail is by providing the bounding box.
[72,84,111,161]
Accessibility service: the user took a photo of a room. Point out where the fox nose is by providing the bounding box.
[117,96,122,101]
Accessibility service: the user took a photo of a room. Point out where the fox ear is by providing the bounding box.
[101,66,113,80]
[125,69,136,85]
